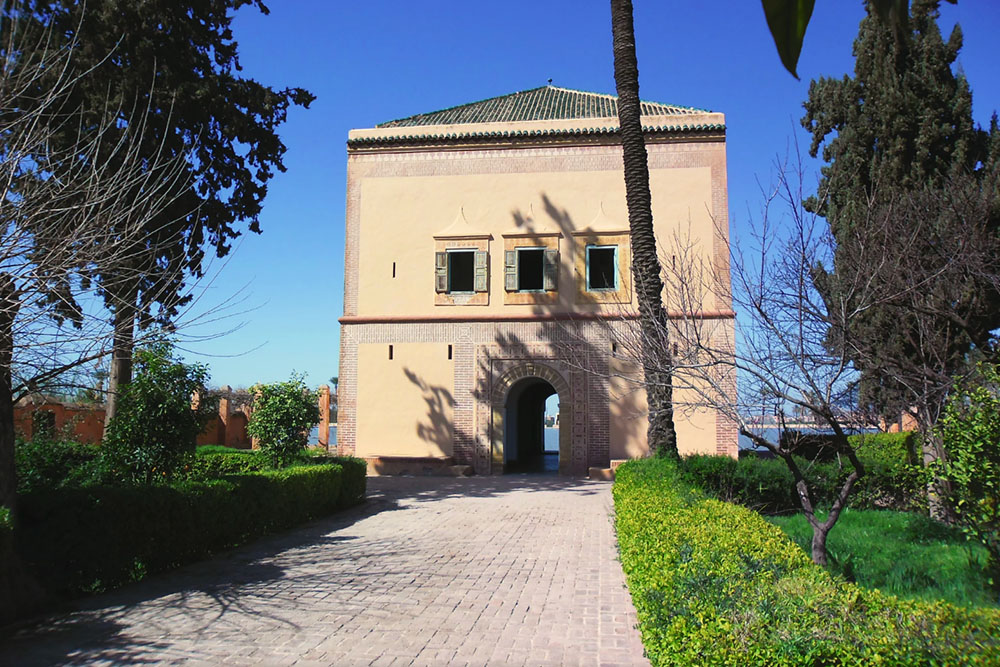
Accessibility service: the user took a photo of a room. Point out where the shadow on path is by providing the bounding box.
[0,475,613,666]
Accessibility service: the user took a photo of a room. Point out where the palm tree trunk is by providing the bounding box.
[611,0,677,457]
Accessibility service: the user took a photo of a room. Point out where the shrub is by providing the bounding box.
[246,374,319,467]
[779,430,842,461]
[0,506,11,556]
[188,449,271,479]
[679,454,841,514]
[100,342,218,485]
[17,464,350,595]
[613,458,1000,665]
[686,435,926,515]
[315,455,366,507]
[938,363,1000,589]
[850,432,928,512]
[14,438,100,492]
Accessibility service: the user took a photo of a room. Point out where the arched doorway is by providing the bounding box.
[504,377,559,473]
[489,360,574,475]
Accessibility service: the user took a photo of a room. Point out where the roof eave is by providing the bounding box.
[348,112,726,149]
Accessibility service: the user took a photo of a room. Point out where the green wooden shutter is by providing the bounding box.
[474,250,488,292]
[543,249,559,291]
[435,251,448,293]
[504,250,518,291]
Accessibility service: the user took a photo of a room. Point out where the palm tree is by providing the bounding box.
[610,0,677,457]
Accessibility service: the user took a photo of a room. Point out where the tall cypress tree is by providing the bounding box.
[802,0,999,430]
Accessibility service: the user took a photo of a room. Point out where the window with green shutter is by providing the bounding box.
[437,248,488,294]
[543,248,559,291]
[507,247,558,292]
[447,250,475,292]
[473,250,488,292]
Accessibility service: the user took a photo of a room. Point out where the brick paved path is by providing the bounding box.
[1,475,649,666]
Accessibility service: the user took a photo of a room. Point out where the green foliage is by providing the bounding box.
[678,455,799,513]
[769,508,994,608]
[0,506,11,554]
[99,343,217,485]
[938,364,1000,588]
[851,432,929,512]
[681,437,926,515]
[194,444,247,455]
[6,0,315,323]
[802,0,1000,420]
[761,0,815,79]
[188,450,270,478]
[246,374,320,468]
[320,455,367,507]
[17,464,350,595]
[613,458,1000,665]
[14,438,100,493]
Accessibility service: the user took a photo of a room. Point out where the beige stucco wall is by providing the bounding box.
[355,166,716,318]
[609,358,648,460]
[355,342,454,458]
[340,132,737,467]
[608,357,720,459]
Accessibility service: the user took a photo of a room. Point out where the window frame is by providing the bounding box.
[446,248,477,294]
[433,234,491,307]
[585,244,618,292]
[572,230,631,305]
[515,246,547,293]
[501,231,561,306]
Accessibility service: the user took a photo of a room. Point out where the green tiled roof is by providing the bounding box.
[377,85,708,128]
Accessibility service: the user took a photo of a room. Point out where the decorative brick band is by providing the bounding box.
[339,311,734,325]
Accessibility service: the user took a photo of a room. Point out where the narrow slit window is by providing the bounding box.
[587,245,617,291]
[447,344,453,360]
[517,248,545,291]
[392,261,396,278]
[448,250,475,292]
[388,344,393,360]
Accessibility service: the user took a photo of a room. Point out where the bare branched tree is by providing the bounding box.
[599,156,874,565]
[0,6,201,514]
[605,142,1000,561]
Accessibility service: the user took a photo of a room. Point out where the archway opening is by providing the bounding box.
[504,377,559,473]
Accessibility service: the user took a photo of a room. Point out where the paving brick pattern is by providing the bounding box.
[1,476,649,666]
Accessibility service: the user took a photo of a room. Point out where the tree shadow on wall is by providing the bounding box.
[403,366,454,455]
[471,192,628,475]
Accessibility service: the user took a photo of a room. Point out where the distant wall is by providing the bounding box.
[14,402,105,444]
[15,384,335,450]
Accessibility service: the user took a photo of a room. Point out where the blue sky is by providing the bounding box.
[176,1,1000,390]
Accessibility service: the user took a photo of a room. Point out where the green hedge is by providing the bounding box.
[613,458,1000,665]
[850,432,928,512]
[17,464,350,595]
[0,506,11,560]
[14,439,101,493]
[189,449,271,477]
[683,433,927,514]
[188,448,366,509]
[329,456,367,507]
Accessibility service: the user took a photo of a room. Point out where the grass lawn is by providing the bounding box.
[768,508,997,609]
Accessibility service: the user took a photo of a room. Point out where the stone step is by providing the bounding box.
[588,466,614,481]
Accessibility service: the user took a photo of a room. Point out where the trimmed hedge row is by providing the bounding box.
[188,449,367,508]
[17,463,362,595]
[682,433,927,514]
[613,458,1000,665]
[14,439,101,493]
[0,507,11,561]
